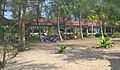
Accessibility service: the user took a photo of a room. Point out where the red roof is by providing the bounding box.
[76,19,102,27]
[25,17,53,25]
[33,17,47,23]
[50,17,78,25]
[24,16,113,27]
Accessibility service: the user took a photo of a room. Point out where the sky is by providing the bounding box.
[4,12,12,19]
[4,0,50,19]
[4,0,103,19]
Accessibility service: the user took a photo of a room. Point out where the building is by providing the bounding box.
[25,16,114,37]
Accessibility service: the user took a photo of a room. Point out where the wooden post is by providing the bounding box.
[104,27,106,34]
[91,24,94,37]
[74,26,76,33]
[111,27,113,34]
[79,15,83,39]
[87,27,88,37]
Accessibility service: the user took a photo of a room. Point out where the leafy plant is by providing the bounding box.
[58,45,67,53]
[113,32,120,38]
[96,34,114,48]
[74,32,81,38]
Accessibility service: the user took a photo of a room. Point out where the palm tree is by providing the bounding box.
[57,8,63,41]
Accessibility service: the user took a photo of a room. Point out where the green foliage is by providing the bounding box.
[87,14,99,23]
[47,26,54,37]
[95,34,108,37]
[88,34,95,38]
[96,34,114,48]
[113,32,120,38]
[74,32,81,38]
[28,35,39,41]
[58,45,67,53]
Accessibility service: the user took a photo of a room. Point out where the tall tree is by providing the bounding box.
[18,1,22,42]
[71,0,97,39]
[21,0,28,46]
[96,0,120,34]
[49,0,64,41]
[35,0,45,41]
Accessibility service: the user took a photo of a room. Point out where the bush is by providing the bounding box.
[113,32,120,38]
[74,32,81,38]
[96,34,114,48]
[95,34,100,37]
[58,45,67,53]
[95,34,109,37]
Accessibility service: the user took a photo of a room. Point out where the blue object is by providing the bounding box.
[42,35,48,42]
[49,36,54,42]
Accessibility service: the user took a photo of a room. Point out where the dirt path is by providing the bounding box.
[5,38,120,70]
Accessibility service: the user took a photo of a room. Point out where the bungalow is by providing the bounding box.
[24,16,114,37]
[79,19,114,37]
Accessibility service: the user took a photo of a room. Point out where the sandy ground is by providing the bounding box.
[5,38,120,70]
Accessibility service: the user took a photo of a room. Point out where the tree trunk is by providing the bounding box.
[104,27,106,34]
[0,0,2,14]
[0,4,1,15]
[101,20,103,35]
[74,26,76,33]
[79,15,83,39]
[18,3,21,42]
[36,0,42,41]
[63,17,67,39]
[21,0,27,46]
[57,8,63,41]
[1,48,6,70]
[87,27,88,37]
[111,27,113,34]
[37,19,42,40]
[91,22,94,37]
[2,1,6,16]
[0,1,2,40]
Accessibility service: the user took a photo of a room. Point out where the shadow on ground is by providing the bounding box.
[6,61,58,70]
[60,49,120,62]
[57,48,120,70]
[108,59,120,70]
[112,39,120,42]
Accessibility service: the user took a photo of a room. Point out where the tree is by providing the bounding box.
[101,0,120,33]
[21,0,28,46]
[0,0,6,16]
[71,0,97,39]
[8,0,23,43]
[56,0,71,39]
[57,8,63,41]
[88,14,99,37]
[0,16,19,70]
[49,0,64,41]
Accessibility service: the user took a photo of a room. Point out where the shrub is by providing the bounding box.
[113,32,120,38]
[95,34,108,38]
[95,34,100,37]
[74,32,80,38]
[47,26,54,37]
[96,34,114,48]
[58,45,67,53]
